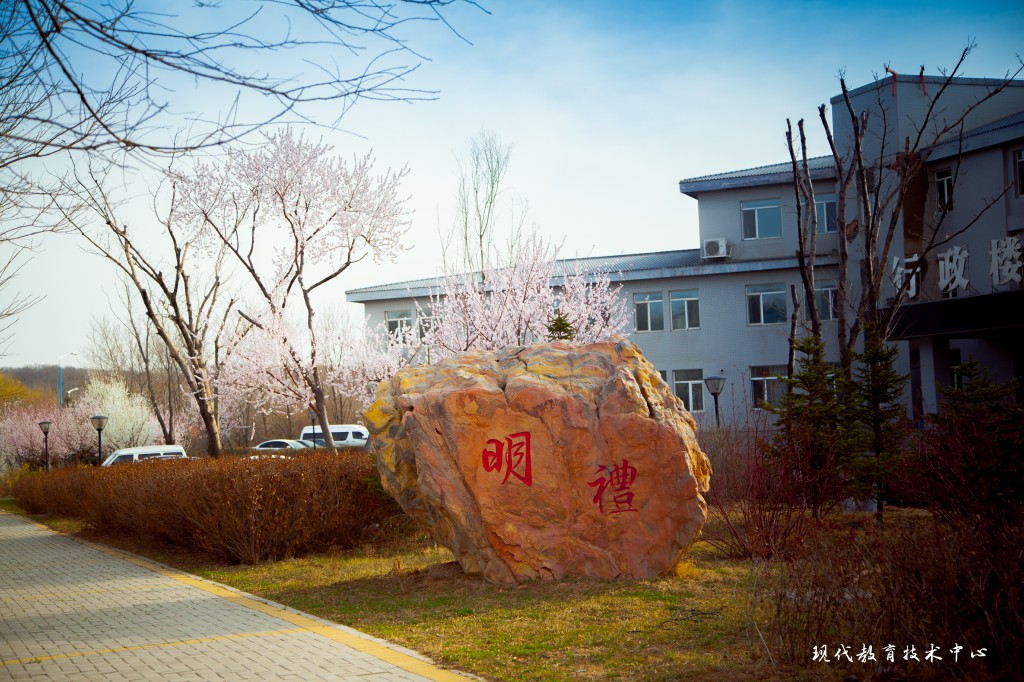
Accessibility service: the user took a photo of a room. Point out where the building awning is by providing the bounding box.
[888,289,1024,339]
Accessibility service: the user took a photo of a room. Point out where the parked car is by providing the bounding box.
[298,424,369,449]
[253,439,311,451]
[101,445,188,466]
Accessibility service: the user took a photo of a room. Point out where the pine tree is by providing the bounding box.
[849,324,908,519]
[545,312,576,342]
[771,335,865,519]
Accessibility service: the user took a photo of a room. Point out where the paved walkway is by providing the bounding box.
[0,512,469,681]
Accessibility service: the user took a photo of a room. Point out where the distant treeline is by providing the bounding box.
[0,366,91,397]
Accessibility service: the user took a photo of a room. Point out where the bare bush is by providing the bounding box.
[700,412,813,560]
[752,515,1022,681]
[12,454,402,563]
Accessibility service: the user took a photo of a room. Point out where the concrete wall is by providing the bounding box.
[695,180,839,262]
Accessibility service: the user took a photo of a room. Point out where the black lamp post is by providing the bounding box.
[90,415,108,466]
[38,420,51,471]
[704,375,726,428]
[308,408,316,445]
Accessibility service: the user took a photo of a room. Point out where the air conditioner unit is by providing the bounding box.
[702,238,730,259]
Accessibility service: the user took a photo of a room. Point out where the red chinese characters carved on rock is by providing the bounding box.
[481,432,532,486]
[588,458,639,514]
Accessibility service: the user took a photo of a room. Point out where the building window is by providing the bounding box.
[741,199,783,239]
[658,370,667,384]
[746,284,787,325]
[935,168,954,212]
[750,365,786,408]
[815,194,838,233]
[385,310,412,336]
[670,290,700,330]
[634,292,664,332]
[949,348,965,390]
[813,281,838,321]
[1015,150,1024,197]
[673,369,704,412]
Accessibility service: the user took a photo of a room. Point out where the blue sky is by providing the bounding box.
[5,0,1023,367]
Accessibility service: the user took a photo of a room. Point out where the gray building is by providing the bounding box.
[347,73,1024,426]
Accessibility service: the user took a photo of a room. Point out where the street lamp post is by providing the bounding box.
[58,352,79,408]
[307,409,316,445]
[38,421,51,471]
[704,375,726,429]
[90,415,108,466]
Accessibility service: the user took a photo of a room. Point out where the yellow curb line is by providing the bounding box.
[0,583,180,601]
[1,629,307,667]
[2,513,468,681]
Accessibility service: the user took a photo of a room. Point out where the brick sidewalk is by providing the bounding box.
[0,512,469,681]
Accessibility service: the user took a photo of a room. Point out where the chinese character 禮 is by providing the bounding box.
[588,458,639,514]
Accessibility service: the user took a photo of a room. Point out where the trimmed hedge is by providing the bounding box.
[13,453,401,564]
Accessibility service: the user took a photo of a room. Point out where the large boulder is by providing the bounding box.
[363,337,712,583]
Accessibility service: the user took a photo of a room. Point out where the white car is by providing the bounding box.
[298,424,369,449]
[253,439,311,451]
[102,445,188,466]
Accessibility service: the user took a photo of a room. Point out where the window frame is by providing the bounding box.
[812,280,839,321]
[1015,149,1024,198]
[746,283,787,325]
[670,289,700,331]
[935,168,954,212]
[385,309,412,336]
[814,194,838,234]
[750,365,786,409]
[672,369,705,413]
[741,199,783,240]
[633,292,665,332]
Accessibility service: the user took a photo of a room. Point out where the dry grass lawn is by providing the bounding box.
[0,498,852,681]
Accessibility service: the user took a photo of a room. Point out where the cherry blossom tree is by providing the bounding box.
[337,234,629,408]
[334,317,423,406]
[81,378,162,452]
[174,129,410,450]
[0,393,96,467]
[421,234,628,358]
[58,165,240,458]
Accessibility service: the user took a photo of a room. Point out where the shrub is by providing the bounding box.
[894,363,1023,527]
[13,453,402,563]
[700,414,812,560]
[753,515,1022,681]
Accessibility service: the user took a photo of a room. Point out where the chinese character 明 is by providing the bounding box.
[903,645,920,662]
[588,459,639,514]
[812,644,831,663]
[834,644,853,663]
[924,643,942,662]
[990,237,1023,286]
[481,432,532,486]
[856,644,876,663]
[938,245,970,294]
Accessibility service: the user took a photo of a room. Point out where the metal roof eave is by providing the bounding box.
[678,165,835,198]
[345,254,840,303]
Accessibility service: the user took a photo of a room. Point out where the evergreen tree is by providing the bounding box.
[545,311,576,342]
[849,324,908,519]
[771,335,865,519]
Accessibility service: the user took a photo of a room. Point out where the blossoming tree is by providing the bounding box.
[339,234,630,407]
[174,130,410,451]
